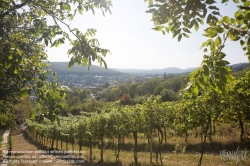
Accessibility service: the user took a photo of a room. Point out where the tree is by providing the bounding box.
[107,87,122,101]
[223,68,250,141]
[154,85,163,95]
[129,84,137,98]
[163,72,167,79]
[145,0,249,94]
[160,88,176,101]
[120,93,130,105]
[0,0,112,124]
[144,2,250,165]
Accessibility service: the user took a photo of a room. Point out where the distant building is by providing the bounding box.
[30,96,37,100]
[61,86,71,91]
[90,93,96,98]
[83,85,95,89]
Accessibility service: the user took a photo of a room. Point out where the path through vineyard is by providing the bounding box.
[10,130,87,166]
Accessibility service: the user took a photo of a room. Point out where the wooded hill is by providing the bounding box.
[49,62,126,76]
[50,62,249,75]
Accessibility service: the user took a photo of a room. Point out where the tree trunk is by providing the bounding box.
[43,136,46,146]
[185,131,188,143]
[89,138,93,164]
[208,116,212,142]
[100,135,104,161]
[213,122,216,135]
[200,125,203,143]
[60,138,63,151]
[133,131,138,166]
[195,127,198,138]
[116,134,121,161]
[51,138,55,149]
[198,119,209,166]
[79,138,82,155]
[239,118,245,141]
[56,138,58,150]
[66,137,68,151]
[46,137,48,147]
[164,126,167,142]
[156,127,163,165]
[149,129,153,164]
[71,138,74,151]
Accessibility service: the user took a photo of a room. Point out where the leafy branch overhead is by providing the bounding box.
[1,0,111,68]
[145,0,250,94]
[0,0,112,121]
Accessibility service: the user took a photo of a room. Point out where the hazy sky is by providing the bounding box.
[47,0,249,69]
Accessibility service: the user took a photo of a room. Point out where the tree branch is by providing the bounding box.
[32,1,77,41]
[223,21,250,35]
[0,0,33,19]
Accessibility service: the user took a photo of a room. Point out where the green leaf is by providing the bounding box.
[183,33,189,38]
[206,0,216,4]
[195,24,199,31]
[173,29,181,38]
[240,40,245,46]
[212,11,220,15]
[210,41,215,52]
[68,58,74,68]
[6,64,11,69]
[215,36,222,48]
[244,1,250,6]
[14,68,18,74]
[8,55,13,60]
[203,28,218,38]
[218,52,226,59]
[203,65,209,76]
[192,19,199,31]
[82,58,88,66]
[78,6,83,14]
[234,10,243,19]
[178,34,182,42]
[193,85,199,96]
[149,0,153,5]
[222,16,230,24]
[154,26,164,31]
[165,27,169,33]
[21,89,29,99]
[208,6,219,10]
[196,18,204,25]
[183,28,191,33]
[200,40,209,49]
[229,18,236,25]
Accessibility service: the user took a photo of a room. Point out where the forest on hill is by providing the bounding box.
[48,62,249,89]
[50,62,125,76]
[50,62,250,75]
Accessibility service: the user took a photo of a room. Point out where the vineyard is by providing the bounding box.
[25,76,250,166]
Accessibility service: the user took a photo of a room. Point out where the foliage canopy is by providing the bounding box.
[145,0,250,94]
[0,0,112,125]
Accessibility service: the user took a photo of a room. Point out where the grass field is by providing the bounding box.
[8,129,250,166]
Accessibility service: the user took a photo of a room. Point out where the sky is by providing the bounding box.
[47,0,249,70]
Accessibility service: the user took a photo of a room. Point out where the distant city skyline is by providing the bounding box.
[47,0,249,69]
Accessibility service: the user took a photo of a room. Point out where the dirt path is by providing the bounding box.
[5,130,88,166]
